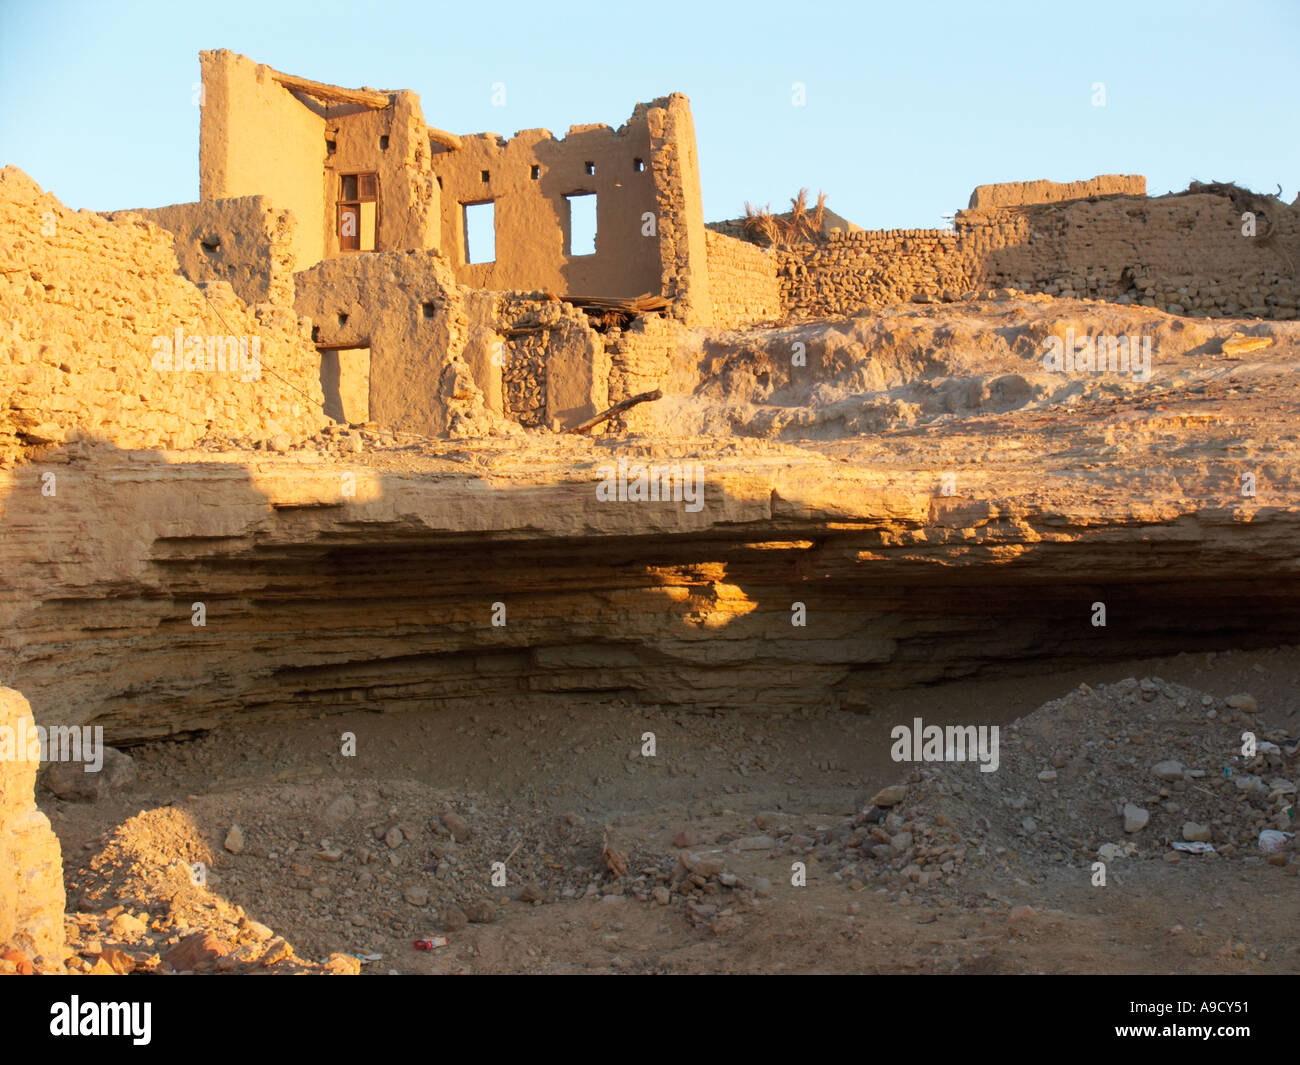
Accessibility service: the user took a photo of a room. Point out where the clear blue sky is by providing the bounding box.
[1,0,1296,229]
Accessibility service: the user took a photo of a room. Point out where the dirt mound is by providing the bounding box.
[65,807,347,973]
[817,678,1297,897]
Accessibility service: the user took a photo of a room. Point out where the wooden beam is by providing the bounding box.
[273,72,390,110]
[563,389,662,435]
[427,126,463,151]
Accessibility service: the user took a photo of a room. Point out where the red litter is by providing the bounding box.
[414,936,448,950]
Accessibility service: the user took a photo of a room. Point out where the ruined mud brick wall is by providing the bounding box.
[322,89,440,261]
[776,175,1299,321]
[966,193,1300,319]
[295,253,608,433]
[643,95,712,326]
[429,112,661,300]
[606,315,695,432]
[294,250,467,436]
[118,196,298,308]
[0,167,327,461]
[967,174,1146,208]
[200,50,328,271]
[0,688,67,964]
[704,230,781,327]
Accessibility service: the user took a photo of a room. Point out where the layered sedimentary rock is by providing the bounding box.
[2,392,1297,742]
[0,688,67,962]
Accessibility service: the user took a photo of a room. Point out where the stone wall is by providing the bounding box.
[119,196,297,308]
[775,178,1300,321]
[0,687,66,965]
[644,95,712,326]
[704,230,781,327]
[777,227,969,319]
[0,167,327,462]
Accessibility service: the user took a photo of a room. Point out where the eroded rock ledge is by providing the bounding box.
[2,436,1297,742]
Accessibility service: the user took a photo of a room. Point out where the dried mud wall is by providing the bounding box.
[294,252,610,433]
[704,230,781,327]
[430,115,661,299]
[0,688,66,963]
[120,195,298,308]
[967,174,1145,209]
[200,49,327,271]
[777,177,1299,321]
[323,90,440,260]
[0,168,326,460]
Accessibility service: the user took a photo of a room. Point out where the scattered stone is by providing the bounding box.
[323,793,357,824]
[109,912,146,940]
[442,811,471,842]
[259,937,293,966]
[870,784,908,807]
[673,829,700,848]
[681,851,726,877]
[43,747,136,803]
[442,905,468,932]
[464,899,498,924]
[224,824,245,854]
[1225,694,1258,713]
[403,886,429,907]
[1182,822,1212,842]
[164,932,228,971]
[1153,760,1184,782]
[1122,804,1149,833]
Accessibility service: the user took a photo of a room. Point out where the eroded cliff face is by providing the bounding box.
[2,407,1296,742]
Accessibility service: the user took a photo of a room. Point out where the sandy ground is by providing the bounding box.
[42,643,1299,974]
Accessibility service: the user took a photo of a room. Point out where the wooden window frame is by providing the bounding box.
[338,172,380,253]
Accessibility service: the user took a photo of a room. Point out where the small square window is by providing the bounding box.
[481,169,490,183]
[380,135,389,150]
[530,164,540,180]
[633,158,644,172]
[326,139,337,155]
[422,302,436,318]
[584,161,596,176]
[337,312,349,326]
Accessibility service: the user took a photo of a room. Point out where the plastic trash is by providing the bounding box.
[414,936,448,951]
[1171,841,1214,854]
[1258,830,1292,854]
